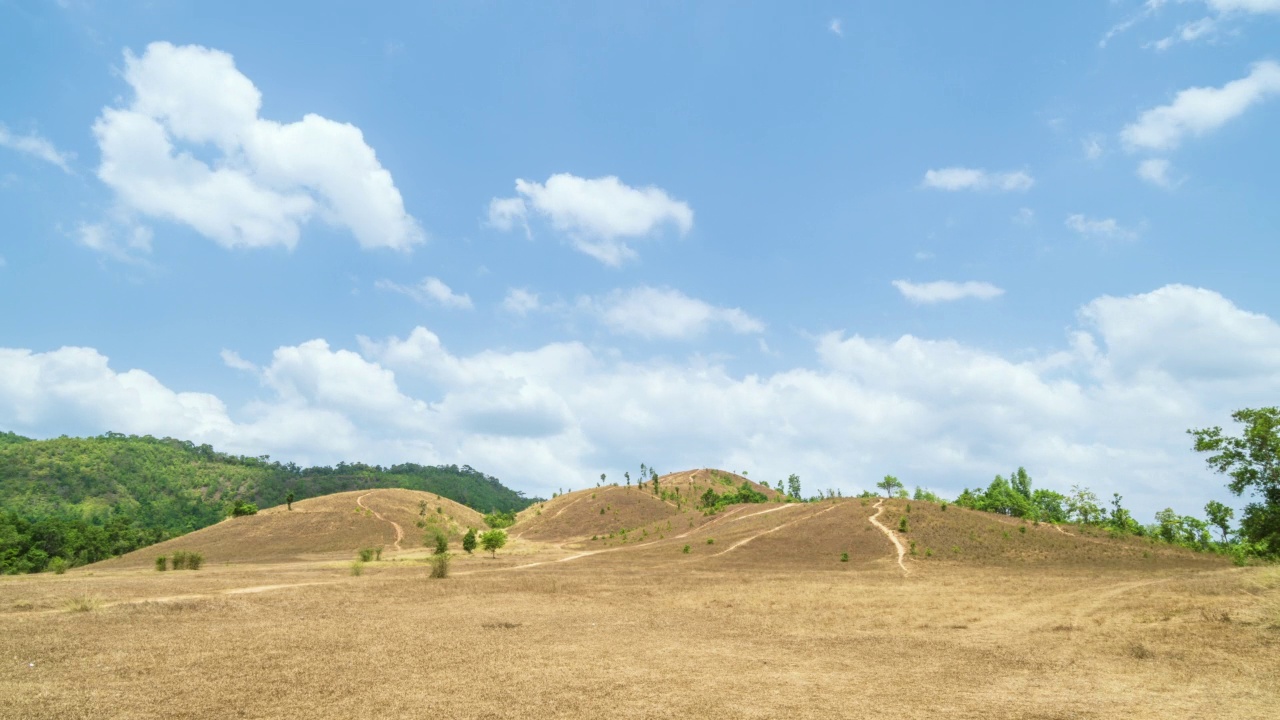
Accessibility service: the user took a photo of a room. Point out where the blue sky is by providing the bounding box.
[2,1,1279,520]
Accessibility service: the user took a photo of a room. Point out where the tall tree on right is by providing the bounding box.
[1190,407,1280,553]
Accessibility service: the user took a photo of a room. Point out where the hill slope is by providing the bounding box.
[0,432,533,573]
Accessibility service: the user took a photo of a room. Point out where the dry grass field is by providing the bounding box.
[3,479,1277,719]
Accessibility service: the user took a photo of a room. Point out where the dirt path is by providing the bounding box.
[714,503,838,557]
[868,499,909,575]
[357,492,404,551]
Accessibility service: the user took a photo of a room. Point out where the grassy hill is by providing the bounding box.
[0,432,536,573]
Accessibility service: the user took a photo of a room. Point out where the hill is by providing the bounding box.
[0,432,534,573]
[100,488,487,567]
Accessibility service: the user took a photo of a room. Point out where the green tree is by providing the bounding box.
[1190,408,1280,552]
[480,529,507,558]
[286,491,295,511]
[600,472,606,486]
[433,531,449,555]
[1204,500,1234,543]
[877,475,904,498]
[787,474,801,499]
[462,528,477,554]
[1067,485,1102,525]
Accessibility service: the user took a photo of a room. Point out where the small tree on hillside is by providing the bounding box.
[877,475,904,498]
[1067,485,1103,525]
[480,529,507,558]
[462,528,477,554]
[1204,500,1234,543]
[286,491,295,511]
[787,474,802,500]
[433,531,449,555]
[600,473,606,486]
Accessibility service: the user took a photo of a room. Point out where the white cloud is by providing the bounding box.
[376,276,473,309]
[3,285,1276,517]
[502,288,541,316]
[828,18,844,36]
[1082,134,1104,160]
[1209,0,1280,12]
[913,250,935,261]
[582,286,764,339]
[0,125,74,172]
[921,167,1034,192]
[487,173,693,265]
[1121,61,1280,152]
[1150,16,1219,50]
[92,42,423,252]
[220,349,257,373]
[1136,158,1179,188]
[892,280,1004,304]
[1065,214,1141,241]
[76,220,154,264]
[1013,207,1036,226]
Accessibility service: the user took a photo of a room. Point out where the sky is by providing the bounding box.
[1,1,1279,520]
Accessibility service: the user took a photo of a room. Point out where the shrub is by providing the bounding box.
[840,552,849,562]
[65,595,102,612]
[350,561,364,576]
[941,503,948,512]
[682,545,691,554]
[909,541,917,556]
[358,548,375,563]
[1019,526,1027,534]
[229,500,258,517]
[49,557,70,575]
[898,517,909,533]
[429,553,451,579]
[155,556,168,572]
[171,551,188,570]
[706,538,715,545]
[483,510,517,529]
[375,547,384,561]
[462,528,477,554]
[187,552,204,570]
[433,532,449,556]
[925,548,933,557]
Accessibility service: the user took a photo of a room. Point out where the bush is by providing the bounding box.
[229,500,258,517]
[49,557,70,575]
[350,561,364,576]
[941,503,948,512]
[909,541,917,555]
[462,528,477,554]
[706,538,715,545]
[840,552,849,562]
[429,553,450,579]
[375,546,384,561]
[155,556,168,572]
[484,510,516,529]
[187,552,203,570]
[433,532,448,556]
[171,550,188,570]
[898,517,909,533]
[682,545,691,554]
[358,548,375,562]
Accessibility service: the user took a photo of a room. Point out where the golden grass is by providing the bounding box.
[2,487,1273,719]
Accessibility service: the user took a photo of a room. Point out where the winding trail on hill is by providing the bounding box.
[357,492,403,551]
[868,499,909,575]
[713,503,838,557]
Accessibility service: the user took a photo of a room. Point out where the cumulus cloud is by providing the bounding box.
[502,288,541,316]
[1082,134,1104,160]
[486,173,693,265]
[1121,61,1280,152]
[220,349,257,373]
[0,125,74,172]
[892,280,1005,304]
[920,167,1034,192]
[2,285,1277,516]
[1137,158,1179,188]
[92,41,423,252]
[580,286,764,340]
[1065,214,1141,241]
[376,276,473,309]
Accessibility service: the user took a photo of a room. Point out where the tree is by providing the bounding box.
[1204,500,1235,543]
[600,473,606,486]
[877,475,904,498]
[433,531,449,555]
[286,491,295,511]
[462,527,477,554]
[480,529,507,558]
[1190,407,1280,551]
[787,474,801,500]
[1067,485,1102,525]
[625,471,631,488]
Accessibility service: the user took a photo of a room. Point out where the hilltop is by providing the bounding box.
[0,432,534,573]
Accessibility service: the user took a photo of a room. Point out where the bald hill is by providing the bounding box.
[0,431,535,573]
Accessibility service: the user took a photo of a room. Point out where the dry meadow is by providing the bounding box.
[3,480,1277,719]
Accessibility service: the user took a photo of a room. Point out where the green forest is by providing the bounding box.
[0,431,537,574]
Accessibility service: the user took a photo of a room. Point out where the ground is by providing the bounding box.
[2,483,1277,719]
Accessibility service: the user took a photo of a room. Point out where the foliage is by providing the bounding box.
[462,528,477,554]
[229,500,258,517]
[0,432,535,574]
[840,552,848,562]
[479,529,507,558]
[877,475,904,497]
[358,548,376,562]
[155,556,168,572]
[786,474,801,500]
[286,491,295,511]
[350,561,364,576]
[700,481,768,512]
[48,556,69,574]
[1190,407,1280,554]
[682,545,690,554]
[953,468,1071,524]
[429,553,450,579]
[1204,500,1234,543]
[913,487,943,503]
[898,517,909,533]
[483,510,517,529]
[433,531,449,555]
[169,550,202,570]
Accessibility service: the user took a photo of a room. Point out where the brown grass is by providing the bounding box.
[2,481,1274,719]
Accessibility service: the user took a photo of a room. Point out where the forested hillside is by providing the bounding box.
[0,432,536,573]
